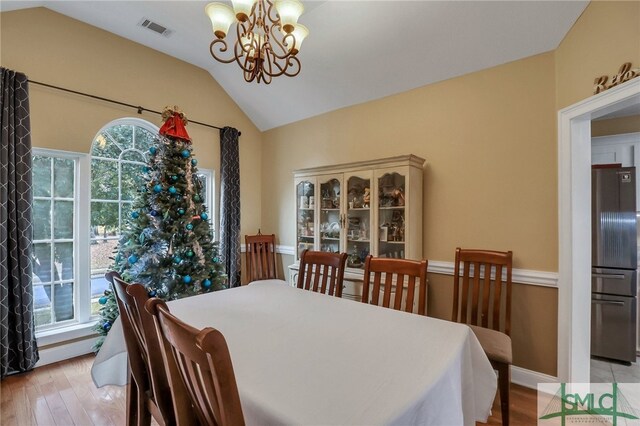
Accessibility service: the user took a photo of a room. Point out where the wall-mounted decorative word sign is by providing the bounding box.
[594,62,639,94]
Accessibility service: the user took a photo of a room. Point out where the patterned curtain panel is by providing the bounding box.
[0,67,39,378]
[219,127,241,287]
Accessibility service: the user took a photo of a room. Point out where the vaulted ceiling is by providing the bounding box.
[1,1,588,130]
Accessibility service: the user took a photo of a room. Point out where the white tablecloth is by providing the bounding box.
[92,280,497,425]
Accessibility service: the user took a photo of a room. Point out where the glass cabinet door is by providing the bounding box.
[377,171,406,259]
[345,173,372,269]
[296,179,315,258]
[318,176,342,253]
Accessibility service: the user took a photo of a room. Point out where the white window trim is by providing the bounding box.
[32,148,89,343]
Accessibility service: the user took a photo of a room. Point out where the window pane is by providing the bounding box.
[33,156,51,197]
[134,126,156,152]
[53,282,74,322]
[90,239,117,273]
[120,203,133,230]
[33,284,52,327]
[55,242,74,280]
[91,202,119,236]
[121,163,143,201]
[54,201,74,239]
[91,274,109,316]
[54,158,74,198]
[105,125,134,151]
[33,243,53,283]
[91,159,118,200]
[33,200,51,240]
[91,133,121,159]
[121,150,145,163]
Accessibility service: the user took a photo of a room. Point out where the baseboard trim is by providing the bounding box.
[511,365,558,389]
[35,335,97,368]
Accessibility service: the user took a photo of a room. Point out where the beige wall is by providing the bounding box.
[592,115,640,137]
[0,8,262,235]
[263,52,559,375]
[555,1,640,109]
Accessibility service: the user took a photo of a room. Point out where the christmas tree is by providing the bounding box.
[94,107,227,350]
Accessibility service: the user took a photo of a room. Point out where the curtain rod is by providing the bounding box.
[27,79,241,136]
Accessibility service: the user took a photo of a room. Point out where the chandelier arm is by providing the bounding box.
[282,56,301,77]
[209,39,237,64]
[265,0,279,25]
[233,41,259,74]
[269,30,296,59]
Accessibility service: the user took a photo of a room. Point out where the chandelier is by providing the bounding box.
[205,0,309,84]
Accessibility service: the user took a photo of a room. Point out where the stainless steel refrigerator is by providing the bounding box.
[591,166,638,364]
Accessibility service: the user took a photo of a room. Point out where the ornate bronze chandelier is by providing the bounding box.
[205,0,309,84]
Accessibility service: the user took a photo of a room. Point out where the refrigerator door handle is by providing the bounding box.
[592,273,626,279]
[592,299,626,306]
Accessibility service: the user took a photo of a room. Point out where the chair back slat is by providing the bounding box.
[362,256,429,316]
[109,274,181,425]
[452,248,513,335]
[296,250,348,297]
[245,234,278,282]
[146,298,245,426]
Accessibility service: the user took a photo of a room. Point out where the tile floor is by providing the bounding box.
[590,356,640,383]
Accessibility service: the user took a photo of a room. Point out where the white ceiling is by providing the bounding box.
[1,1,588,131]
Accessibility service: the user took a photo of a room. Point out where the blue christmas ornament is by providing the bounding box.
[173,256,182,264]
[98,296,108,305]
[203,279,212,288]
[149,147,157,155]
[150,209,158,217]
[183,275,192,284]
[148,290,157,297]
[171,175,178,181]
[131,211,139,219]
[143,166,150,173]
[128,254,138,264]
[181,149,190,158]
[186,250,194,258]
[200,212,208,221]
[178,208,185,215]
[191,159,198,166]
[186,223,194,231]
[102,321,112,331]
[169,186,177,194]
[194,195,201,202]
[213,256,221,263]
[153,184,162,193]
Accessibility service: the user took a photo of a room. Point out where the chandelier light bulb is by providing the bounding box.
[205,2,236,39]
[274,0,304,33]
[232,0,258,22]
[288,24,309,54]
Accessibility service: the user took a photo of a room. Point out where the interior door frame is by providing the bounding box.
[558,78,640,383]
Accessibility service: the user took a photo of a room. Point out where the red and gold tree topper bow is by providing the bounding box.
[159,106,191,142]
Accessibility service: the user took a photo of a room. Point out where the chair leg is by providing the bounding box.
[126,372,137,426]
[497,362,510,426]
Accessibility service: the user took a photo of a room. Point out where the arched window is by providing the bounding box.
[89,119,158,311]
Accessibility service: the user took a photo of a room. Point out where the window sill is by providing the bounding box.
[36,321,98,347]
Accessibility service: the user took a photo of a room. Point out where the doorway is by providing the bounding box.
[558,78,640,383]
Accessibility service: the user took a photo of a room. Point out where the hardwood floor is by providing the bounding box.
[1,354,538,425]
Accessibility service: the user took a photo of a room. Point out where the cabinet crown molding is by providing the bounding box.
[293,154,425,177]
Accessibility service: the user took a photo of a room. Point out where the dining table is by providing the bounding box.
[91,279,497,425]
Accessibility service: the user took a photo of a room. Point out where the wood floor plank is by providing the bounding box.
[39,381,75,426]
[24,382,57,426]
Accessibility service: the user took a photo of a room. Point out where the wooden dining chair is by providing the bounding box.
[109,273,195,426]
[296,249,348,297]
[361,256,428,316]
[245,232,278,283]
[145,298,245,426]
[451,248,513,426]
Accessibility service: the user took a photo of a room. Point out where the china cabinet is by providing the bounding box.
[290,155,425,300]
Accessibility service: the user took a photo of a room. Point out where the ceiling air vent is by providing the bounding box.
[139,18,172,37]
